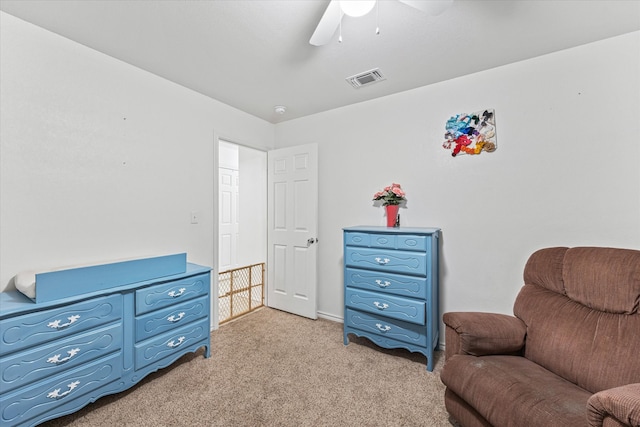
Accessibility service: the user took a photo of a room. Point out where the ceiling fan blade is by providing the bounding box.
[309,0,343,46]
[398,0,453,16]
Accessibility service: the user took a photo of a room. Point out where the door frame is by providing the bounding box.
[213,137,319,325]
[212,135,269,330]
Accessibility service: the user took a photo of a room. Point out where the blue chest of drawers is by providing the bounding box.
[0,260,211,427]
[343,226,440,371]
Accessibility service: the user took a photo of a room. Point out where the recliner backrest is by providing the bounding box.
[514,246,640,393]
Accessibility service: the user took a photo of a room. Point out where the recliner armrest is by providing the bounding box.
[443,312,526,360]
[587,383,640,427]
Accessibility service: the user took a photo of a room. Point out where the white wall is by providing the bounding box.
[237,145,267,267]
[275,32,640,332]
[0,12,274,292]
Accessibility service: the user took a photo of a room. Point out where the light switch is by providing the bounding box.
[190,211,199,224]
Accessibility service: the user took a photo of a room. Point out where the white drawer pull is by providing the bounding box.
[375,280,391,288]
[47,380,80,399]
[373,301,389,310]
[167,336,186,348]
[374,257,390,265]
[167,288,186,298]
[47,348,81,364]
[47,314,81,329]
[375,323,391,332]
[167,312,186,323]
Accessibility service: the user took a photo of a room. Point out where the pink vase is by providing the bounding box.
[385,204,399,227]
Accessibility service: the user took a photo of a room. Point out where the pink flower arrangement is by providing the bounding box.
[373,183,406,206]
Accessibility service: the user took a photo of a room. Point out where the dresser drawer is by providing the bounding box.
[0,294,122,355]
[344,247,427,276]
[345,267,428,299]
[0,323,122,395]
[345,232,428,252]
[344,232,371,247]
[0,353,122,426]
[345,288,425,325]
[345,309,427,347]
[135,295,208,342]
[135,273,209,315]
[134,318,209,370]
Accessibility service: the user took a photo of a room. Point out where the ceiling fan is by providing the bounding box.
[310,0,453,46]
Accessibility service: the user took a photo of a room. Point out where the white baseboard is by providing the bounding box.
[317,311,343,323]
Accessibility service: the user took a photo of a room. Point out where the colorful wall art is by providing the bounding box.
[443,109,497,157]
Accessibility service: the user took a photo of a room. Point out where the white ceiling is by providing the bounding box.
[1,0,639,124]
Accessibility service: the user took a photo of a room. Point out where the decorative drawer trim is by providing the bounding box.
[345,232,429,252]
[135,274,209,315]
[0,294,123,355]
[345,247,427,277]
[345,268,428,299]
[0,354,122,425]
[345,288,426,325]
[0,323,122,395]
[134,319,209,371]
[344,232,370,247]
[370,234,396,248]
[396,235,427,251]
[135,295,208,342]
[345,309,427,347]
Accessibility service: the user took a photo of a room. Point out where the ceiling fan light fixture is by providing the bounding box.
[340,0,376,17]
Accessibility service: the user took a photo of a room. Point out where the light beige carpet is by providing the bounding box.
[42,307,451,427]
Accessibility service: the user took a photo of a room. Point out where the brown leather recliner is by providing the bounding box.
[441,246,640,427]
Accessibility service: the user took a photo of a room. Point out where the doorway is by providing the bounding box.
[217,140,267,323]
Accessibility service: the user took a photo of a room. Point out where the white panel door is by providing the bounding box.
[267,144,318,319]
[219,167,239,272]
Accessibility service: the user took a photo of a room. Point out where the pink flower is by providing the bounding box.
[392,187,405,197]
[372,182,407,206]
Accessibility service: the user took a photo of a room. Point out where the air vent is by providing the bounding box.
[346,68,386,89]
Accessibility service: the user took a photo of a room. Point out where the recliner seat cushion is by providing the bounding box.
[441,354,591,427]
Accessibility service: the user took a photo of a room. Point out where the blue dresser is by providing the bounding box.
[343,226,440,371]
[0,257,211,426]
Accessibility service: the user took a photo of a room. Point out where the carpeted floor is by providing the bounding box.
[42,307,451,427]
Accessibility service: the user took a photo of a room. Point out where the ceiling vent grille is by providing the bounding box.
[346,68,386,89]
